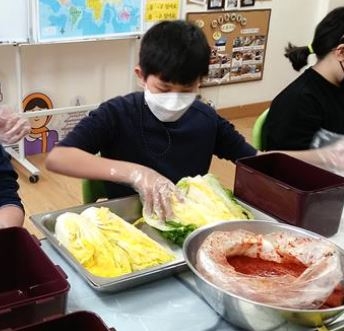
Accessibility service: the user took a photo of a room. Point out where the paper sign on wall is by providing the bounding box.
[145,0,180,22]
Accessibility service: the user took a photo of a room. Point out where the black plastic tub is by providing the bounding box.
[234,153,344,236]
[15,311,114,331]
[0,227,70,330]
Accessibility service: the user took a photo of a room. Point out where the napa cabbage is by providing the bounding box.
[55,207,175,278]
[143,174,253,246]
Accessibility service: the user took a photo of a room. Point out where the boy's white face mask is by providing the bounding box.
[144,88,197,122]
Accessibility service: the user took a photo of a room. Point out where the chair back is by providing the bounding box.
[252,108,269,151]
[82,179,107,204]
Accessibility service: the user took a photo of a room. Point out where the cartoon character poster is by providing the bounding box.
[22,92,59,155]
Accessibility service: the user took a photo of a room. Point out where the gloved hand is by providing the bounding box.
[130,166,178,220]
[0,105,31,145]
[316,137,344,176]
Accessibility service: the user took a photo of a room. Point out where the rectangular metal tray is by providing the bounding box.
[30,195,187,293]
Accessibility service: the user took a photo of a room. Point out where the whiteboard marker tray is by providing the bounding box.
[30,195,187,292]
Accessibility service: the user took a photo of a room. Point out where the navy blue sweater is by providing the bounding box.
[60,92,256,198]
[0,145,23,210]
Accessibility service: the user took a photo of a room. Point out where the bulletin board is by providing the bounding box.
[187,9,271,86]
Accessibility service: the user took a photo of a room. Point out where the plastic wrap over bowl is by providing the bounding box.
[183,220,344,331]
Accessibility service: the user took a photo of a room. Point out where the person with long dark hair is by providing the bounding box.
[263,7,344,151]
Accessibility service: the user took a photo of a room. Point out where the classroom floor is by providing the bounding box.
[14,116,257,238]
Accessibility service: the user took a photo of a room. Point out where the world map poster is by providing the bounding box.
[37,0,142,42]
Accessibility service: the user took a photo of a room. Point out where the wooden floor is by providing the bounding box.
[14,116,256,238]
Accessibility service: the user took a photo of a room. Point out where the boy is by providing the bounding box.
[45,20,344,219]
[46,20,257,218]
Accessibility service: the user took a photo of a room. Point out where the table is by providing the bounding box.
[40,207,344,331]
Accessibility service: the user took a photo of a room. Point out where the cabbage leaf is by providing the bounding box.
[143,174,253,246]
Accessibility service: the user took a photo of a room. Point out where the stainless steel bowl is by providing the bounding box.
[183,220,344,331]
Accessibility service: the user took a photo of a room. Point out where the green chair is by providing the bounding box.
[252,108,269,151]
[82,179,107,204]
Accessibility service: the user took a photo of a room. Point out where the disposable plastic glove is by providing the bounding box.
[316,137,344,176]
[311,128,344,149]
[0,105,30,144]
[130,167,177,220]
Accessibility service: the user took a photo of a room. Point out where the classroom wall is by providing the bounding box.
[195,0,322,109]
[0,0,339,112]
[0,38,139,109]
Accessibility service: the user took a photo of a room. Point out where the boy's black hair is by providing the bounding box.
[139,20,210,85]
[285,7,344,71]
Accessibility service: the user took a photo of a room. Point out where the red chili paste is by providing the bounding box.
[226,255,307,278]
[321,284,344,308]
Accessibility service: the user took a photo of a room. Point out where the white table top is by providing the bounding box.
[40,207,344,331]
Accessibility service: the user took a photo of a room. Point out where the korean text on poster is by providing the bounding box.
[145,0,180,22]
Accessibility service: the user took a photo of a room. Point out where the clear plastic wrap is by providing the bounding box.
[196,229,343,309]
[0,105,30,144]
[311,129,344,176]
[129,167,176,220]
[311,128,344,149]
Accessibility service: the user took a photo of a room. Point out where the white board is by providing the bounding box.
[0,1,29,43]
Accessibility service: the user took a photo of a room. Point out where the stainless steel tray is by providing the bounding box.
[30,195,187,292]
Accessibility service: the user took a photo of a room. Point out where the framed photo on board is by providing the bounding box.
[240,0,255,7]
[225,0,238,9]
[207,0,225,10]
[187,0,206,4]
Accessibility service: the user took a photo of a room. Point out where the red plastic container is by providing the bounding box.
[234,153,344,237]
[15,311,115,331]
[0,227,70,330]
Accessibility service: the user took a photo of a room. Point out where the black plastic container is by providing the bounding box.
[15,311,114,331]
[234,153,344,236]
[0,227,70,330]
